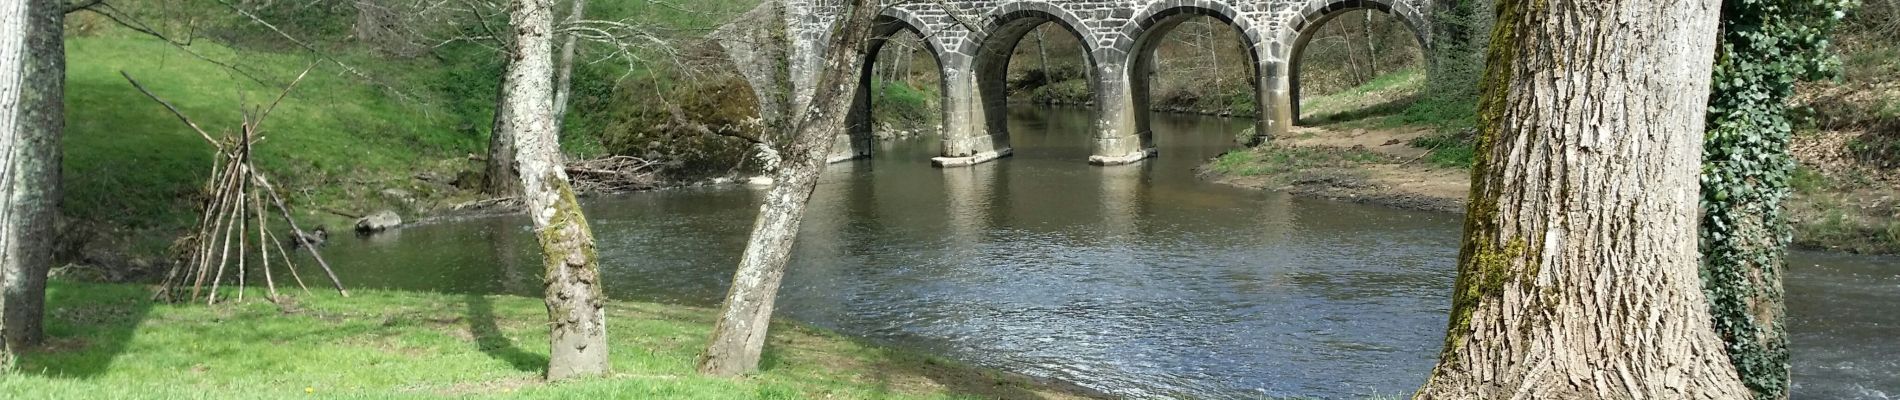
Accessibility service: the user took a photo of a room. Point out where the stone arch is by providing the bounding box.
[1281,0,1431,122]
[840,7,956,162]
[952,2,1105,160]
[1120,1,1270,152]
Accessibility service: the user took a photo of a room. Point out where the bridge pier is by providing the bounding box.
[1091,51,1159,166]
[1256,51,1295,145]
[933,53,1013,168]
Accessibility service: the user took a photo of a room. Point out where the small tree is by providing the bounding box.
[696,0,880,377]
[500,0,611,380]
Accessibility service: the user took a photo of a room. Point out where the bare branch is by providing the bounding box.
[254,62,321,131]
[121,71,223,149]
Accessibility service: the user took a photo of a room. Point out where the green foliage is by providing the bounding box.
[1385,0,1489,169]
[2,281,1070,399]
[1699,0,1857,397]
[870,80,940,129]
[1405,0,1490,134]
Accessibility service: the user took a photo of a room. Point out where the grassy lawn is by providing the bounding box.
[1,281,1093,399]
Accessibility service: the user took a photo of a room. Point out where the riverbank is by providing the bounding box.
[1,281,1102,400]
[1201,125,1900,254]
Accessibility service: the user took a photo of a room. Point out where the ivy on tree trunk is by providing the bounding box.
[1700,0,1854,398]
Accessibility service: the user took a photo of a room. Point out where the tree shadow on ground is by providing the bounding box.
[863,346,1104,400]
[1300,94,1420,127]
[464,294,546,373]
[16,281,157,378]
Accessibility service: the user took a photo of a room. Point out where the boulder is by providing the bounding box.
[354,210,403,234]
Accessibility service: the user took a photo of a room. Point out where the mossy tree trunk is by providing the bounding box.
[0,0,63,366]
[696,0,878,377]
[501,0,609,381]
[1415,0,1750,398]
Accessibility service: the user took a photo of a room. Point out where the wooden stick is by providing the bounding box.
[255,174,348,297]
[192,156,244,301]
[207,166,243,305]
[256,181,278,299]
[253,62,319,131]
[121,71,222,150]
[264,228,311,295]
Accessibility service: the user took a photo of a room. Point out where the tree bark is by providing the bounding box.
[696,0,878,377]
[485,71,523,197]
[0,0,63,364]
[1414,0,1750,398]
[501,0,609,381]
[551,0,586,123]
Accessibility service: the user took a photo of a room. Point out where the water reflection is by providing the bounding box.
[316,107,1899,399]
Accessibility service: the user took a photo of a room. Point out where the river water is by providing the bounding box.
[322,107,1896,399]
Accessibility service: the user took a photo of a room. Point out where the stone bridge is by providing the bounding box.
[773,0,1434,167]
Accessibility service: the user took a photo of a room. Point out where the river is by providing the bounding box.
[321,107,1897,399]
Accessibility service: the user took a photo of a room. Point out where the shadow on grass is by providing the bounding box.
[464,294,546,373]
[18,281,157,378]
[1300,94,1420,127]
[864,346,1099,400]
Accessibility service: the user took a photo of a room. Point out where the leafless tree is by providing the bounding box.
[695,0,883,376]
[497,0,612,380]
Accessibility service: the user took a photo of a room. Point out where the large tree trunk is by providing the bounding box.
[1414,0,1750,398]
[696,0,878,377]
[501,0,609,381]
[0,0,63,363]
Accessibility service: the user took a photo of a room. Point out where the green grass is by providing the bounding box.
[1209,145,1388,178]
[2,281,1089,399]
[872,80,942,129]
[64,35,484,231]
[1297,69,1424,128]
[1406,130,1477,169]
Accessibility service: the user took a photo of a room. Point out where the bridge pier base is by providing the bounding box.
[1255,51,1296,145]
[1091,53,1158,166]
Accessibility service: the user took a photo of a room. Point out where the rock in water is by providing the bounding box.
[355,210,403,235]
[290,226,329,248]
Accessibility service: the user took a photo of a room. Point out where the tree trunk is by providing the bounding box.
[1363,11,1377,78]
[551,0,587,123]
[0,0,63,364]
[1414,0,1750,398]
[697,0,878,377]
[501,0,609,381]
[485,71,523,197]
